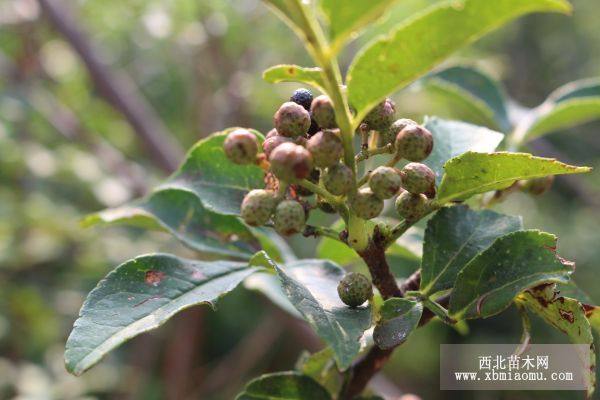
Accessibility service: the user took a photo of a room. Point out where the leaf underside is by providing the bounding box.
[373,298,423,350]
[236,371,332,400]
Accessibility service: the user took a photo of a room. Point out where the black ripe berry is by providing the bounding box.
[290,88,313,111]
[337,272,373,307]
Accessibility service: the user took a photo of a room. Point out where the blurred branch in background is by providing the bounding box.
[36,0,184,173]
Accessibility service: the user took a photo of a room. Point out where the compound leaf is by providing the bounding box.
[236,372,332,400]
[346,0,571,125]
[423,117,504,184]
[449,230,574,319]
[263,65,326,93]
[420,205,523,296]
[524,78,600,141]
[422,66,510,131]
[436,152,591,204]
[275,259,372,369]
[65,254,262,375]
[373,298,422,350]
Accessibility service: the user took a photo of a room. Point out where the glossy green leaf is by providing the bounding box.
[517,287,596,396]
[236,372,332,400]
[420,205,522,296]
[320,0,402,52]
[525,78,600,141]
[160,129,265,216]
[275,259,372,369]
[373,298,422,350]
[423,117,504,184]
[346,0,571,124]
[244,272,301,318]
[83,190,258,259]
[263,65,326,93]
[436,152,591,204]
[449,230,574,319]
[65,254,262,375]
[423,66,510,131]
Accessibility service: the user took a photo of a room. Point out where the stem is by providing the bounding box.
[298,179,348,220]
[302,225,343,242]
[357,227,402,300]
[421,297,456,325]
[356,143,394,162]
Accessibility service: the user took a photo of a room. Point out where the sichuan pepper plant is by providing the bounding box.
[65,1,600,398]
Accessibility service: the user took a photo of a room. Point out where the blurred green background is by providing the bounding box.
[0,0,598,399]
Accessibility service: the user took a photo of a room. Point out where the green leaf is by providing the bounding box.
[261,0,316,52]
[436,152,591,204]
[449,230,574,319]
[422,66,511,131]
[320,0,402,52]
[84,190,259,259]
[525,78,600,141]
[296,348,341,395]
[236,372,332,400]
[263,65,326,93]
[373,298,422,350]
[423,117,504,184]
[346,0,571,124]
[275,259,372,369]
[420,205,523,296]
[517,287,596,396]
[161,129,265,216]
[244,272,301,318]
[65,254,261,375]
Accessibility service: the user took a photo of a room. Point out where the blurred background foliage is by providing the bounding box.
[0,0,598,399]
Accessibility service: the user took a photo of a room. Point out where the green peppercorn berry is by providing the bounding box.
[269,142,313,182]
[310,95,337,129]
[223,128,259,164]
[395,191,428,221]
[401,162,435,194]
[351,188,384,220]
[364,98,396,131]
[306,129,343,168]
[274,200,306,236]
[337,272,373,307]
[240,189,277,226]
[395,124,433,162]
[368,166,402,199]
[322,163,353,196]
[274,101,311,138]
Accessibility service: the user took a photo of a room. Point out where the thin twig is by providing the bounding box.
[36,0,184,172]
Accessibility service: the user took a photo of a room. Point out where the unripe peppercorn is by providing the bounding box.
[269,142,313,182]
[265,128,279,139]
[395,124,433,162]
[306,129,343,168]
[290,88,313,111]
[395,191,428,221]
[262,135,293,158]
[386,118,417,145]
[274,102,311,138]
[522,175,555,195]
[322,163,353,195]
[364,98,396,131]
[310,95,337,129]
[337,272,373,307]
[351,188,384,220]
[240,189,276,226]
[401,162,435,194]
[223,129,259,164]
[274,200,306,236]
[368,166,402,199]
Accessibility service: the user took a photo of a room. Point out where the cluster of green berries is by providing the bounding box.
[223,89,437,237]
[358,99,435,221]
[223,88,343,236]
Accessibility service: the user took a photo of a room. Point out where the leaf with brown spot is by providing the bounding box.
[263,64,327,93]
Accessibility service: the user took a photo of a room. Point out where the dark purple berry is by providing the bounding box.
[290,88,313,111]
